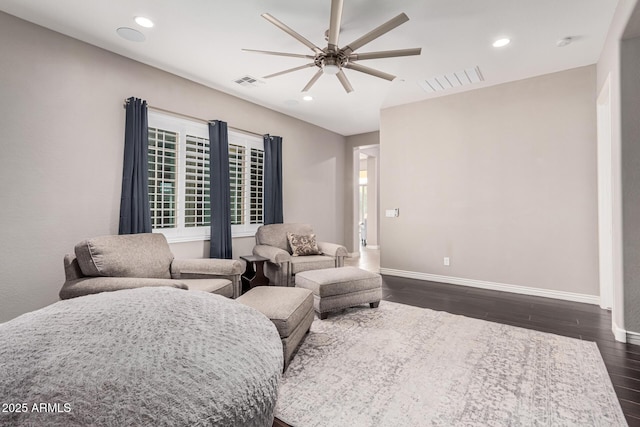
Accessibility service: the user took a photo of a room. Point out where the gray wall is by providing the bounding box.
[597,0,639,334]
[621,35,640,332]
[0,12,346,322]
[380,66,599,296]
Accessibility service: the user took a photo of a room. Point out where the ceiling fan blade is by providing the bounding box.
[344,62,396,81]
[349,47,422,61]
[263,63,316,79]
[336,70,354,93]
[302,69,324,92]
[341,13,410,55]
[243,49,315,59]
[261,13,323,54]
[328,0,344,51]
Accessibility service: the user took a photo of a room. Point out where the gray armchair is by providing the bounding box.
[60,233,243,300]
[252,223,348,287]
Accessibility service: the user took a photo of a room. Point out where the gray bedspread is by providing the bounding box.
[0,287,283,426]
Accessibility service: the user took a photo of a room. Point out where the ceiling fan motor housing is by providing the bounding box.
[315,50,349,71]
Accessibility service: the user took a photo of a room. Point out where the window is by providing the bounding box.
[184,134,210,228]
[148,127,178,229]
[228,131,264,235]
[147,111,263,242]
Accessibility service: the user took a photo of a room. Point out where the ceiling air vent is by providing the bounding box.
[234,75,262,88]
[418,66,484,93]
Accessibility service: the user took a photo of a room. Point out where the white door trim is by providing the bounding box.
[597,74,614,311]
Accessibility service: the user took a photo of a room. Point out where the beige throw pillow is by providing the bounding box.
[287,232,321,256]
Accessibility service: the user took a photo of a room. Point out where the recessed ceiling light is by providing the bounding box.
[135,16,154,28]
[116,27,145,42]
[492,38,511,48]
[303,95,313,101]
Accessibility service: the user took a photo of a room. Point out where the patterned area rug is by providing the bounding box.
[275,301,626,427]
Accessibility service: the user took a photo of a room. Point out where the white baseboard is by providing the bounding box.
[627,332,640,345]
[613,321,628,343]
[626,330,640,346]
[379,268,600,305]
[365,245,380,249]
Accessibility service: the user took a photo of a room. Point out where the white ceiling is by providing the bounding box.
[0,0,619,136]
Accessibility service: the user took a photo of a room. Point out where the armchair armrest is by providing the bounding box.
[253,245,291,264]
[59,277,187,300]
[170,258,243,279]
[63,254,84,281]
[317,242,348,258]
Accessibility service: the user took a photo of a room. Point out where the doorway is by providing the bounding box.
[355,146,379,250]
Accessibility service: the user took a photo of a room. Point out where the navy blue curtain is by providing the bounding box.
[263,134,284,224]
[119,97,151,234]
[209,120,233,259]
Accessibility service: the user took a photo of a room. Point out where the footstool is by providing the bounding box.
[295,266,382,320]
[237,286,314,368]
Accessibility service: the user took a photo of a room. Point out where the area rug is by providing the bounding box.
[275,301,626,427]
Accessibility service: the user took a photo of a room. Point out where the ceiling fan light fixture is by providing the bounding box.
[323,64,340,75]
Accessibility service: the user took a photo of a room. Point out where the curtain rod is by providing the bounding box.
[122,99,264,138]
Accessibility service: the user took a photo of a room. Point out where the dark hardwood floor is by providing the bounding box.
[274,275,640,427]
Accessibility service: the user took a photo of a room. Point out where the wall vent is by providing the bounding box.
[418,66,484,93]
[234,75,262,87]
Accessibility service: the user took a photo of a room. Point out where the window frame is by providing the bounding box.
[147,111,264,243]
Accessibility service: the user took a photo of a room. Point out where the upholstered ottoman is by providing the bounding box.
[237,286,314,368]
[295,266,382,319]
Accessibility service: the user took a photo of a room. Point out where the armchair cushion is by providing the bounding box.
[180,279,233,298]
[59,277,187,300]
[75,233,173,279]
[286,232,321,256]
[290,255,336,275]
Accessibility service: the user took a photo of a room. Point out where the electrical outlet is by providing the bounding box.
[444,257,450,266]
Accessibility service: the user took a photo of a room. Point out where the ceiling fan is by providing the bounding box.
[243,0,421,93]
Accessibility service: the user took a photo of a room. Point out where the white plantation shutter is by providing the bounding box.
[249,148,264,224]
[184,134,210,228]
[229,131,264,235]
[147,111,264,241]
[148,127,177,229]
[229,143,245,226]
